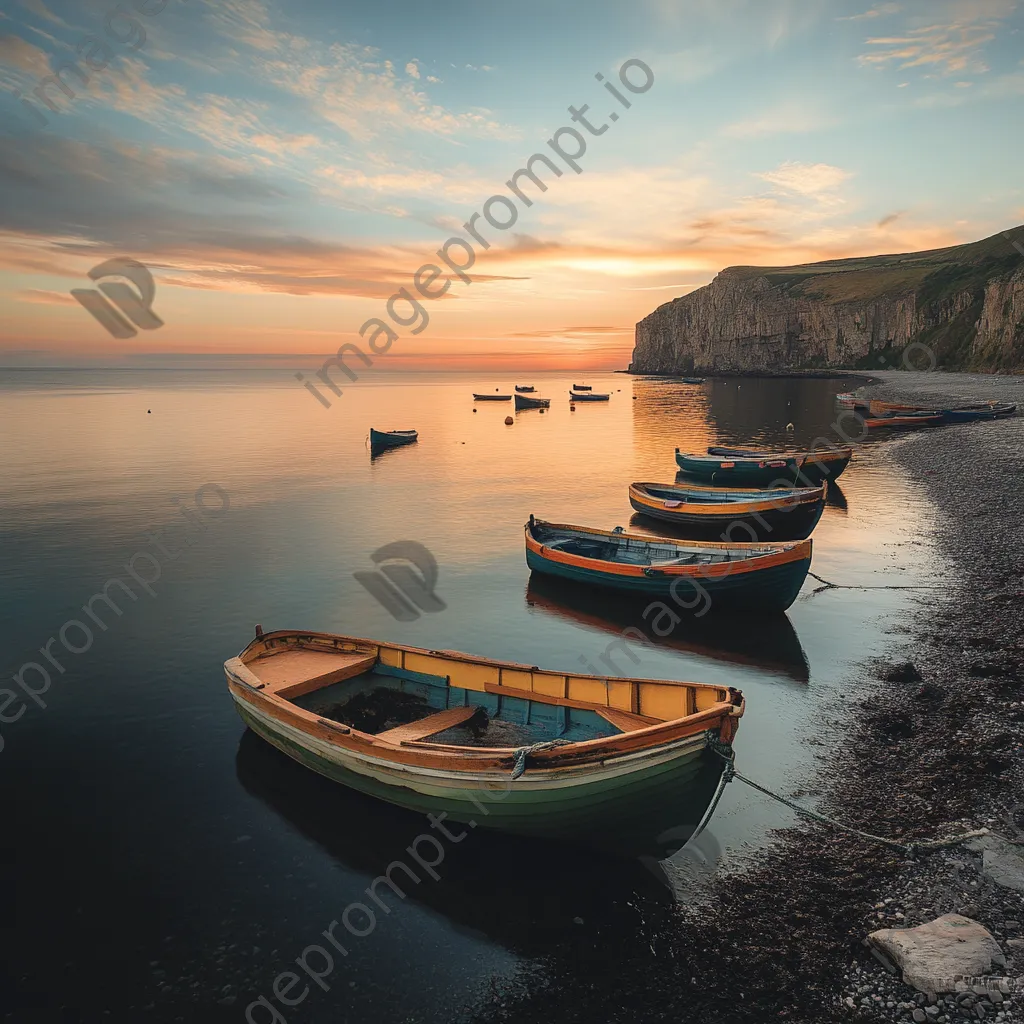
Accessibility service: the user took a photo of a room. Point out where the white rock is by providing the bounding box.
[866,914,1007,994]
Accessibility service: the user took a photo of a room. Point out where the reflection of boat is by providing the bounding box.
[570,390,610,401]
[514,394,550,410]
[369,427,418,451]
[235,727,716,956]
[527,572,810,682]
[473,393,511,401]
[676,451,803,487]
[628,481,825,541]
[525,517,812,612]
[707,445,852,484]
[824,481,848,512]
[515,385,536,393]
[225,628,744,842]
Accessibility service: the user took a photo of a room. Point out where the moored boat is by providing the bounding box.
[676,450,803,486]
[569,390,610,401]
[514,394,550,410]
[863,411,943,429]
[474,393,512,401]
[573,384,593,391]
[525,517,812,612]
[707,445,852,484]
[940,401,1016,422]
[628,481,826,541]
[225,627,745,840]
[515,385,536,393]
[369,427,418,450]
[681,377,706,385]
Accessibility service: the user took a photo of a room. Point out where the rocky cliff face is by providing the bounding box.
[630,229,1024,374]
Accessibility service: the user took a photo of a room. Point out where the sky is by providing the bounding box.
[1,0,1023,369]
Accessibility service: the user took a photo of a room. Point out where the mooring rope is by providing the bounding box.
[807,571,950,593]
[709,747,990,856]
[510,739,572,780]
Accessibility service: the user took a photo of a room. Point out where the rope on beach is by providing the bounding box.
[806,571,950,593]
[510,739,572,780]
[709,747,990,856]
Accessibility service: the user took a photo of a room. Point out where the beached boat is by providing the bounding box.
[863,411,943,429]
[629,481,826,541]
[835,393,870,412]
[515,386,536,393]
[369,428,418,450]
[681,377,706,385]
[868,400,933,416]
[525,517,812,612]
[473,393,512,401]
[224,627,745,840]
[676,451,803,486]
[569,390,610,401]
[515,394,550,410]
[941,401,1016,422]
[573,384,592,391]
[707,445,852,484]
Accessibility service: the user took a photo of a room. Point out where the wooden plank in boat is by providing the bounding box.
[595,707,660,732]
[251,650,377,699]
[376,704,485,744]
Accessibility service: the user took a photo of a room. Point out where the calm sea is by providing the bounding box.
[0,369,943,1022]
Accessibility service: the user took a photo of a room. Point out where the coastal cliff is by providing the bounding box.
[630,228,1024,374]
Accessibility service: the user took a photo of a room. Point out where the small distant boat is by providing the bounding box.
[515,385,536,393]
[526,517,811,612]
[681,377,706,385]
[369,428,418,450]
[676,451,802,486]
[515,394,550,410]
[835,393,870,412]
[629,481,826,541]
[570,390,610,402]
[225,627,745,840]
[573,384,593,391]
[863,412,943,429]
[473,393,512,401]
[707,446,852,484]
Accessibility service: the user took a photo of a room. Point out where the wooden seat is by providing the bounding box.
[250,649,377,699]
[376,705,485,745]
[595,707,661,733]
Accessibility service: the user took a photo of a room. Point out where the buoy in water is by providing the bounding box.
[504,415,513,425]
[473,408,477,413]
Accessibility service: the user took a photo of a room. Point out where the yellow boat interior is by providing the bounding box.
[229,630,739,751]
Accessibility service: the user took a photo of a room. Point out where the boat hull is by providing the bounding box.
[231,695,723,838]
[629,490,824,541]
[676,452,803,486]
[369,428,417,449]
[570,391,610,401]
[707,447,852,484]
[514,394,550,410]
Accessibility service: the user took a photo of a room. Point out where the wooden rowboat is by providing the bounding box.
[369,428,418,449]
[515,385,536,393]
[707,445,852,484]
[940,402,1016,422]
[526,517,812,612]
[225,628,745,840]
[629,481,825,541]
[676,450,802,486]
[569,390,610,401]
[515,394,550,410]
[473,393,512,401]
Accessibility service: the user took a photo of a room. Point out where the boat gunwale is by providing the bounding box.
[629,480,824,516]
[226,629,745,772]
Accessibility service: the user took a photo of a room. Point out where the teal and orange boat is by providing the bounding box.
[706,445,852,484]
[225,627,744,841]
[676,450,803,486]
[629,480,825,540]
[525,517,811,612]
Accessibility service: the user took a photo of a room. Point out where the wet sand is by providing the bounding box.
[475,370,1024,1024]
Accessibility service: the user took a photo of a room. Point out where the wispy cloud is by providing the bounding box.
[838,3,901,21]
[722,103,831,138]
[756,161,854,195]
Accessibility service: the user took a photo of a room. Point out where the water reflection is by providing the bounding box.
[234,730,723,953]
[825,481,848,512]
[526,573,810,682]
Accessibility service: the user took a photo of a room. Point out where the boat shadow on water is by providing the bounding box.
[234,730,725,954]
[527,572,810,683]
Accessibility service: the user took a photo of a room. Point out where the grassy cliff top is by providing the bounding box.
[719,226,1024,304]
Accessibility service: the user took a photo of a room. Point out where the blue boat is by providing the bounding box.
[570,390,610,402]
[676,450,802,486]
[369,428,418,450]
[940,402,1016,422]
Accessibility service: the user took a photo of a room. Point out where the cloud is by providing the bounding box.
[756,161,854,195]
[722,103,831,138]
[0,32,52,77]
[13,288,77,305]
[877,212,903,227]
[838,3,901,21]
[405,61,420,79]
